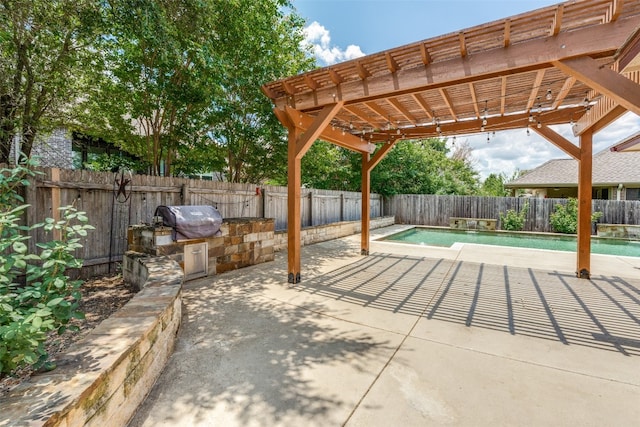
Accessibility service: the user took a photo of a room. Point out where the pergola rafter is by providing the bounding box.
[263,0,640,283]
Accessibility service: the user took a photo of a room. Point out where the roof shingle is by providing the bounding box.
[506,150,640,187]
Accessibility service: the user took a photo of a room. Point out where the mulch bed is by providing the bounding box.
[0,275,137,397]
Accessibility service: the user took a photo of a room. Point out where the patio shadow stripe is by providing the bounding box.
[504,265,515,335]
[529,269,568,345]
[465,263,484,327]
[552,272,629,356]
[363,257,424,307]
[426,261,463,320]
[393,259,444,314]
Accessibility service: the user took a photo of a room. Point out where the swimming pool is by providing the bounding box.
[379,227,640,257]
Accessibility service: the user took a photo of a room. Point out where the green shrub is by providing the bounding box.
[500,201,529,231]
[0,158,94,376]
[549,198,602,234]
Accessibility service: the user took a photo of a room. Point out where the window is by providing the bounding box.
[626,188,640,200]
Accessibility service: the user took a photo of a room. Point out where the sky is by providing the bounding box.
[291,0,640,179]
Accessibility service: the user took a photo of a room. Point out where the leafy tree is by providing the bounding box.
[299,141,357,190]
[79,0,223,176]
[80,0,312,178]
[0,0,101,163]
[203,0,314,183]
[0,157,93,376]
[481,173,510,197]
[295,138,480,196]
[368,139,479,196]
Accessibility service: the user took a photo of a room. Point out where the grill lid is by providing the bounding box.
[154,205,222,240]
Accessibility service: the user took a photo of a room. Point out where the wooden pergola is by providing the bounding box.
[262,0,640,283]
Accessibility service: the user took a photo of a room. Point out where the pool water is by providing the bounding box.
[379,227,640,257]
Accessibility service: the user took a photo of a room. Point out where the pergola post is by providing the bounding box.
[576,129,593,279]
[361,152,371,255]
[287,127,302,284]
[262,2,640,282]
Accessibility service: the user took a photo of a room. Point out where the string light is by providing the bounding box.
[527,126,530,136]
[528,113,534,123]
[537,120,542,129]
[546,89,553,101]
[481,100,488,128]
[452,136,457,146]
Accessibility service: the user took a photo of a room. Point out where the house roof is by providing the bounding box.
[610,131,640,152]
[506,149,640,187]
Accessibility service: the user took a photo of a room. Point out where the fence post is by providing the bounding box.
[51,168,61,240]
[25,172,38,255]
[308,191,313,226]
[181,183,189,204]
[340,194,344,222]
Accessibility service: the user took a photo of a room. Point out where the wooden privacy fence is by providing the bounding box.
[388,194,640,232]
[24,168,382,276]
[20,168,640,276]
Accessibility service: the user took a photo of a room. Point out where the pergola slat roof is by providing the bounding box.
[262,0,640,283]
[263,0,640,144]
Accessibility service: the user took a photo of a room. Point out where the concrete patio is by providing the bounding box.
[128,225,640,426]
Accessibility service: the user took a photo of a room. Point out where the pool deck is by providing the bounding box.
[129,225,640,426]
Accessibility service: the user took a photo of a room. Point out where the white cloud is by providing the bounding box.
[466,112,640,180]
[302,21,365,66]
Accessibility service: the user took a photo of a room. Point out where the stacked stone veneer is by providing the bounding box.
[0,259,183,427]
[273,216,396,251]
[127,217,275,276]
[449,217,497,231]
[597,224,640,240]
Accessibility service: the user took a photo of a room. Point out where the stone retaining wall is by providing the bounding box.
[0,259,183,427]
[274,216,396,251]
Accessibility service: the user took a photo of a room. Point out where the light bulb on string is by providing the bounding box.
[526,127,530,136]
[537,121,542,129]
[529,113,534,123]
[546,89,553,101]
